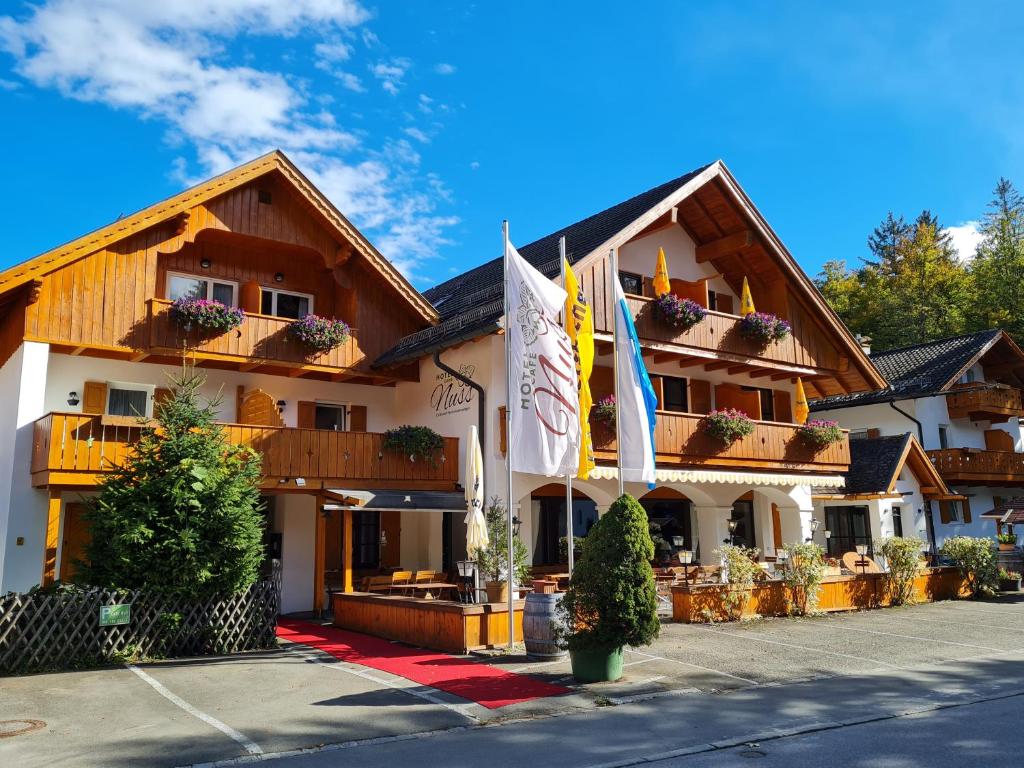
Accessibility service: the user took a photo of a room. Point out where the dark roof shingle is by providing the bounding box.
[841,434,911,495]
[811,329,1002,411]
[374,163,712,367]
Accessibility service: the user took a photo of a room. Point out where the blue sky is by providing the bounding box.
[1,2,1022,288]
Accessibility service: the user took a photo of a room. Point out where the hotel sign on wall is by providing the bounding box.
[431,364,476,417]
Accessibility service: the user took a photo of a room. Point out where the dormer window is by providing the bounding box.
[168,272,237,306]
[261,287,313,319]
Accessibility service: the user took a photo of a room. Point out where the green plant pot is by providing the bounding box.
[570,646,624,683]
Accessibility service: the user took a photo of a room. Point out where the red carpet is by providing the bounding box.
[277,619,569,709]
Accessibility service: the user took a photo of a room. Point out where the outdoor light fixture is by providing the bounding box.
[277,400,286,412]
[678,549,693,587]
[274,272,285,283]
[671,535,685,548]
[806,517,820,543]
[824,529,831,539]
[456,560,476,578]
[855,543,868,575]
[855,544,868,556]
[512,515,522,536]
[67,391,80,406]
[200,258,211,269]
[724,518,738,546]
[294,477,306,487]
[728,519,738,533]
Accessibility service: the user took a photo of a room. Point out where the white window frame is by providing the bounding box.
[260,286,314,318]
[938,425,950,449]
[106,381,156,418]
[167,271,239,306]
[314,401,350,431]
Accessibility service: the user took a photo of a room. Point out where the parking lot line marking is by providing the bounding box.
[625,648,759,684]
[894,614,1024,634]
[126,664,262,756]
[818,622,1009,652]
[285,645,480,722]
[689,627,904,669]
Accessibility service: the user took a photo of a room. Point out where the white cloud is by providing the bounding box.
[434,62,455,75]
[0,0,457,281]
[469,160,480,170]
[945,221,984,262]
[403,126,429,143]
[0,77,18,90]
[371,57,410,95]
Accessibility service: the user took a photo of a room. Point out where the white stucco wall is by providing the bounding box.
[273,493,316,614]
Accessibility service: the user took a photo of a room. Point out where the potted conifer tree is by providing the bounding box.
[559,494,659,682]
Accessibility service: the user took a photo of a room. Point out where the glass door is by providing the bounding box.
[825,505,872,556]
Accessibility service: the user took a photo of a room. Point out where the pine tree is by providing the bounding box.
[81,368,265,599]
[969,178,1024,338]
[866,211,912,268]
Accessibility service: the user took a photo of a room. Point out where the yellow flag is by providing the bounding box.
[740,276,756,315]
[564,259,596,479]
[794,377,810,425]
[653,247,671,297]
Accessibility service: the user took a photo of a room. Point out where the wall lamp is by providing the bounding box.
[277,400,286,413]
[806,517,820,543]
[274,272,285,283]
[67,391,80,407]
[200,258,212,269]
[512,515,522,536]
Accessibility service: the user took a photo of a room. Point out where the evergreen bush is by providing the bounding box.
[560,494,659,652]
[473,497,530,586]
[81,369,265,600]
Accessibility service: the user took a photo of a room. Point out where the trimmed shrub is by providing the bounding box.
[473,497,530,586]
[780,541,826,615]
[880,536,925,606]
[941,536,998,597]
[716,544,761,619]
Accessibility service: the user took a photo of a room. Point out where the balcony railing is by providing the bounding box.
[591,411,850,474]
[147,298,363,372]
[928,448,1024,486]
[31,412,458,488]
[945,387,1024,422]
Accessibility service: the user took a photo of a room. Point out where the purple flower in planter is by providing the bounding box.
[739,312,791,344]
[288,314,351,352]
[652,293,707,330]
[702,408,755,443]
[593,394,617,428]
[799,419,843,447]
[169,296,245,333]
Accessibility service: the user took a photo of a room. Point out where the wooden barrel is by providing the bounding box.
[524,592,566,660]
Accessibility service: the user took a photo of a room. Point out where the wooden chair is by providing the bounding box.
[364,575,393,593]
[840,551,882,575]
[698,565,722,584]
[414,570,437,583]
[390,570,413,594]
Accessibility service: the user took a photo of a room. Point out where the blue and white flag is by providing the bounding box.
[613,275,658,486]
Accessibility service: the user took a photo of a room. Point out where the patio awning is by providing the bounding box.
[980,496,1024,524]
[587,467,845,488]
[322,489,468,513]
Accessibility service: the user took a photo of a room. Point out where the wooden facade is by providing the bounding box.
[945,386,1024,423]
[31,412,459,490]
[927,447,1024,487]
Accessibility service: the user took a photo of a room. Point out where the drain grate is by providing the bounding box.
[0,719,46,738]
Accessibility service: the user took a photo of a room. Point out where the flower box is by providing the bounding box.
[798,419,844,447]
[701,408,755,444]
[652,294,707,331]
[738,312,791,345]
[288,314,350,352]
[382,425,444,464]
[169,297,244,334]
[593,395,616,430]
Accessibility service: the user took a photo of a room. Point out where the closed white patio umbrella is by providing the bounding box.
[464,424,488,556]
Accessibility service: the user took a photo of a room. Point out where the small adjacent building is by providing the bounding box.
[812,330,1024,547]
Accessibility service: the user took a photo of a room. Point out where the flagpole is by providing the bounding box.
[559,237,575,576]
[610,247,624,499]
[502,220,516,649]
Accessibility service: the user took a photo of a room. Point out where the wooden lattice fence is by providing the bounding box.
[0,567,280,675]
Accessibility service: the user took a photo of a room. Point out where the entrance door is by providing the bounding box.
[729,500,756,549]
[60,503,91,583]
[534,497,598,566]
[825,505,872,556]
[639,497,692,565]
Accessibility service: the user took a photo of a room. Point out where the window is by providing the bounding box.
[758,388,775,421]
[352,511,380,569]
[707,290,718,311]
[261,288,313,319]
[107,382,154,418]
[938,425,950,450]
[167,272,237,306]
[946,500,963,523]
[662,377,688,413]
[960,369,976,384]
[618,271,643,296]
[315,404,347,431]
[825,505,872,556]
[891,505,904,538]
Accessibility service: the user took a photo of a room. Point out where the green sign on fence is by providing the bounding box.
[99,603,131,627]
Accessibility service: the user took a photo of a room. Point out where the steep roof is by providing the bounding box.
[373,165,711,367]
[817,432,953,498]
[812,329,1011,411]
[0,150,439,325]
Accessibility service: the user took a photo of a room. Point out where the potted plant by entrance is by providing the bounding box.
[473,498,530,603]
[999,569,1022,592]
[559,494,659,683]
[997,532,1018,552]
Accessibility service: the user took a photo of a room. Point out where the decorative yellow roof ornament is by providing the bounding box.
[794,377,810,425]
[740,276,756,315]
[653,247,671,297]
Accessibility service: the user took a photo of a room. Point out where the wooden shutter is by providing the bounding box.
[690,379,712,415]
[985,429,1014,452]
[380,511,401,567]
[867,428,881,439]
[297,401,316,429]
[714,383,761,419]
[773,390,792,423]
[82,381,107,414]
[939,500,952,524]
[240,279,261,313]
[349,405,367,432]
[715,294,734,315]
[771,504,782,552]
[498,406,507,455]
[669,278,708,308]
[650,376,665,410]
[962,498,972,524]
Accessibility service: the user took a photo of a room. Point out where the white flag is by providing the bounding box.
[613,275,658,486]
[506,243,580,476]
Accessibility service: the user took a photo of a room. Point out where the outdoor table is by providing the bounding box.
[404,582,460,600]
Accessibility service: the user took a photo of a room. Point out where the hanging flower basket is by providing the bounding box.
[702,408,755,444]
[798,419,844,447]
[652,293,707,331]
[383,425,444,464]
[738,312,791,345]
[287,314,350,352]
[593,395,617,429]
[169,297,244,334]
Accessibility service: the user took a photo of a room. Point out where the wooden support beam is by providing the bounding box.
[677,357,708,369]
[653,352,677,365]
[130,352,149,363]
[343,508,354,593]
[239,362,262,372]
[695,230,754,263]
[171,211,190,236]
[727,364,758,376]
[42,489,61,587]
[288,368,310,378]
[704,360,734,372]
[336,241,355,267]
[70,346,87,356]
[748,369,778,379]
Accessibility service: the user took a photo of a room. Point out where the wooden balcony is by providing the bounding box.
[31,412,459,490]
[591,411,850,474]
[146,298,367,378]
[945,387,1024,423]
[927,448,1024,486]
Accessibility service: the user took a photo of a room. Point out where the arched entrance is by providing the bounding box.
[639,488,692,566]
[529,483,598,566]
[726,491,757,550]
